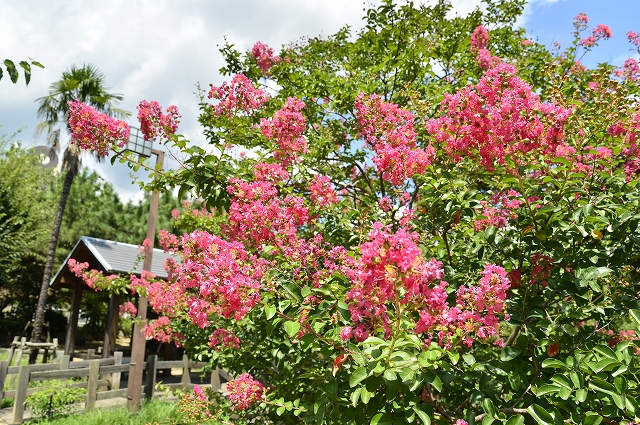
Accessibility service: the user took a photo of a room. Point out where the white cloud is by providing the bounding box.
[0,0,506,203]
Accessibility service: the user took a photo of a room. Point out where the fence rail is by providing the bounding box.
[0,352,224,425]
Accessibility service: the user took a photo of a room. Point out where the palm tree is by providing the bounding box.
[30,64,129,361]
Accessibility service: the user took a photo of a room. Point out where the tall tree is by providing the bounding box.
[30,64,129,360]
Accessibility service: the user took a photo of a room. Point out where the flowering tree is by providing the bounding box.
[70,1,640,424]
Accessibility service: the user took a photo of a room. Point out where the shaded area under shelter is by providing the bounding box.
[50,236,175,358]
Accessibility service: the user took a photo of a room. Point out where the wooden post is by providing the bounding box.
[112,351,123,390]
[11,364,30,424]
[7,336,18,365]
[12,337,27,367]
[102,294,121,358]
[0,360,8,401]
[59,354,70,370]
[210,367,221,392]
[144,354,158,401]
[181,354,191,387]
[86,349,95,360]
[127,149,164,413]
[65,281,83,356]
[86,359,100,411]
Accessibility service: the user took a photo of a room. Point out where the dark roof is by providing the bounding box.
[50,236,176,289]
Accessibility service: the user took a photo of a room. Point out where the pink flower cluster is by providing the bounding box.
[473,190,524,231]
[426,62,572,171]
[253,161,290,182]
[226,178,310,247]
[193,385,207,402]
[628,31,640,49]
[343,224,510,347]
[454,264,510,345]
[137,100,181,141]
[470,25,489,52]
[208,328,241,350]
[225,373,264,410]
[579,23,612,47]
[308,174,338,208]
[167,231,264,322]
[251,41,281,76]
[67,101,130,156]
[355,93,435,185]
[208,74,270,117]
[260,97,308,166]
[159,229,180,252]
[144,316,182,344]
[119,301,137,317]
[67,258,119,291]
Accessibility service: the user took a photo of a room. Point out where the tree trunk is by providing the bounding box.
[29,164,77,363]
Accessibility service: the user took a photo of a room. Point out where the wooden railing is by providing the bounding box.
[0,352,226,424]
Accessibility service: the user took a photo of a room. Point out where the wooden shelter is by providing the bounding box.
[50,236,175,358]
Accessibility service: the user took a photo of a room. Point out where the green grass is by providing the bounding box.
[23,400,182,425]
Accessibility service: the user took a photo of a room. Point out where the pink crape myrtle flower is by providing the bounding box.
[193,385,207,402]
[470,25,489,52]
[260,97,308,167]
[67,101,130,156]
[426,61,572,171]
[345,222,446,341]
[308,174,338,208]
[225,373,264,410]
[137,100,181,141]
[355,93,434,185]
[208,74,270,117]
[226,177,310,248]
[251,41,281,76]
[119,301,137,317]
[67,258,119,291]
[208,328,241,350]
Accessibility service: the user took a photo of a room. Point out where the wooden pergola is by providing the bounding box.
[49,236,175,358]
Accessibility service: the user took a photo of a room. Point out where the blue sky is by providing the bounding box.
[525,0,639,67]
[0,0,638,202]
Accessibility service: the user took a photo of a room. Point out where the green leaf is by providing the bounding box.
[276,406,286,415]
[575,389,588,402]
[18,61,30,85]
[383,369,397,381]
[505,415,525,425]
[283,320,300,338]
[482,398,497,418]
[630,309,640,328]
[500,346,521,362]
[527,404,555,425]
[413,406,431,425]
[589,379,617,396]
[535,384,561,397]
[264,304,276,320]
[424,372,443,392]
[350,367,368,388]
[551,374,572,389]
[583,412,602,425]
[462,353,476,366]
[594,345,617,361]
[4,59,18,83]
[360,387,373,404]
[541,359,565,369]
[370,413,394,425]
[350,387,362,407]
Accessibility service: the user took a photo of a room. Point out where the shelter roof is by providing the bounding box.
[50,236,176,289]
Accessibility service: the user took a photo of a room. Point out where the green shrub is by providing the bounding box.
[26,380,86,419]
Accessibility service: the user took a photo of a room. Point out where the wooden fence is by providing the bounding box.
[0,352,227,424]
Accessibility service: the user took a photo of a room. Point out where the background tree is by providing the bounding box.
[30,65,129,358]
